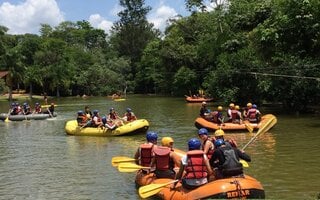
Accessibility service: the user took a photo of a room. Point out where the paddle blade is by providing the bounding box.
[240,159,249,167]
[139,180,178,199]
[5,117,9,122]
[117,163,150,173]
[256,115,277,137]
[111,156,136,167]
[244,121,254,133]
[242,115,277,151]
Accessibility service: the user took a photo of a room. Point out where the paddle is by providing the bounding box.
[41,104,58,108]
[4,109,11,122]
[79,120,91,129]
[118,163,150,172]
[111,156,137,167]
[242,115,277,151]
[244,121,254,133]
[47,108,53,118]
[138,180,178,199]
[239,159,249,167]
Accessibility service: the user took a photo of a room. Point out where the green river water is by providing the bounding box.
[0,95,319,200]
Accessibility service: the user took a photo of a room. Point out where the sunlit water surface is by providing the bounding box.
[0,96,319,199]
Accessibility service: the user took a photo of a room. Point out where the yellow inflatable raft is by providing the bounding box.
[65,119,149,136]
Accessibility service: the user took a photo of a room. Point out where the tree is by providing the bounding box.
[110,0,160,92]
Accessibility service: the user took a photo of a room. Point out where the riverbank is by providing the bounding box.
[0,93,45,102]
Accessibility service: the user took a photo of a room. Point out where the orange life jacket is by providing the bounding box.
[140,143,154,167]
[185,150,208,179]
[153,146,172,171]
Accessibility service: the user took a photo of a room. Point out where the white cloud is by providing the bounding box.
[148,3,177,32]
[88,14,113,34]
[0,0,64,35]
[109,3,122,18]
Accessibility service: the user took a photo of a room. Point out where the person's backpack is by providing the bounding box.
[221,147,243,176]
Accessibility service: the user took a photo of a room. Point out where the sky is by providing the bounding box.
[0,0,191,35]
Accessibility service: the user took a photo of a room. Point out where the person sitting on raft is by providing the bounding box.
[134,131,158,173]
[150,137,180,179]
[172,138,213,190]
[198,128,215,160]
[91,110,104,128]
[76,110,90,127]
[210,139,251,179]
[122,107,137,123]
[199,102,210,118]
[22,102,32,115]
[107,107,124,127]
[34,102,42,114]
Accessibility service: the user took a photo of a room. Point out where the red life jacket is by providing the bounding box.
[153,146,172,171]
[140,143,154,167]
[185,150,208,179]
[247,108,257,119]
[231,110,240,120]
[35,106,41,113]
[109,113,117,120]
[125,112,135,121]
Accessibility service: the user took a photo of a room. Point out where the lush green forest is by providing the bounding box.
[0,0,320,112]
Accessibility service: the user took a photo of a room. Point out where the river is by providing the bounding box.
[0,95,319,199]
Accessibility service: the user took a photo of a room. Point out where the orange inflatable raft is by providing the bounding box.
[195,114,277,132]
[185,95,214,103]
[136,172,265,199]
[135,146,265,199]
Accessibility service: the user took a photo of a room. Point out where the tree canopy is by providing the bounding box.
[0,0,319,112]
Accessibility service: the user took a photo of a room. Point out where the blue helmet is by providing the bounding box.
[93,110,99,115]
[77,110,84,115]
[109,107,114,112]
[214,139,225,148]
[198,128,208,135]
[23,102,28,106]
[126,108,132,112]
[11,102,15,106]
[35,102,40,106]
[188,138,201,150]
[252,104,257,109]
[146,131,158,142]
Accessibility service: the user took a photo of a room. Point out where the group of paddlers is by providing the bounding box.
[134,128,251,190]
[76,106,137,129]
[200,102,262,124]
[9,102,55,116]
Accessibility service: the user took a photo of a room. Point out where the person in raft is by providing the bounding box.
[150,137,180,179]
[122,107,137,123]
[134,131,158,173]
[84,106,92,120]
[198,128,215,160]
[91,110,104,128]
[226,103,235,122]
[214,129,238,148]
[172,138,213,190]
[210,139,251,179]
[199,101,210,118]
[107,107,124,127]
[34,102,42,114]
[76,110,90,127]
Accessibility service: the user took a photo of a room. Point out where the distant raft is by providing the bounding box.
[65,119,149,136]
[0,113,57,121]
[185,95,214,103]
